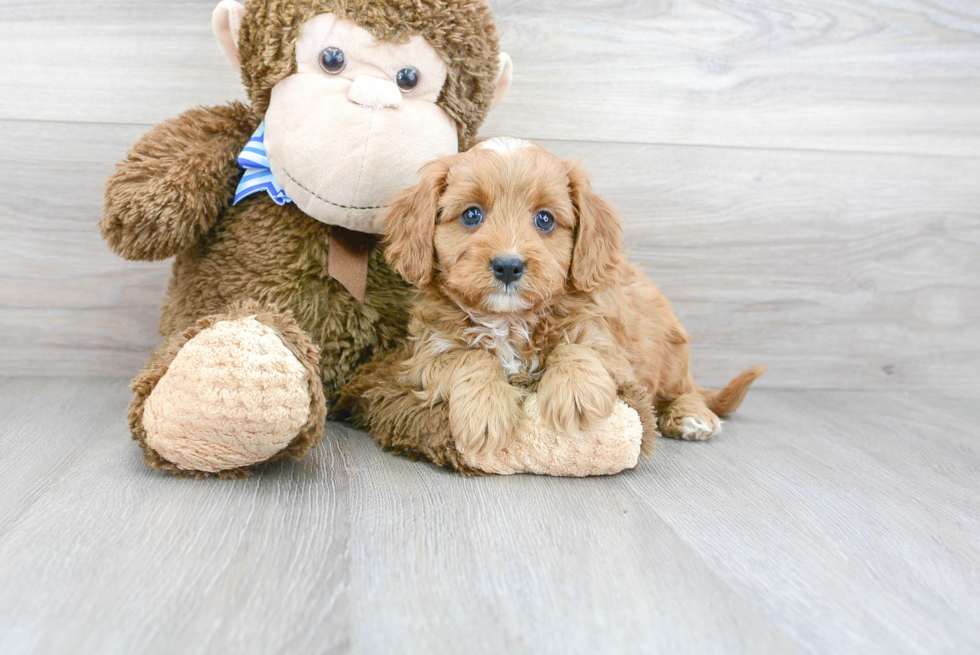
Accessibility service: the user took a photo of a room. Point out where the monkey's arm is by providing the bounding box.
[100,101,260,261]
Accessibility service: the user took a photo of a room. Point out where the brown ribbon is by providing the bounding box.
[328,225,375,303]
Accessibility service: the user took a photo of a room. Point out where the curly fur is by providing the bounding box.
[345,141,764,463]
[101,102,259,261]
[337,351,659,472]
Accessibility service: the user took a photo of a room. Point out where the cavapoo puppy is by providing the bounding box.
[382,137,765,459]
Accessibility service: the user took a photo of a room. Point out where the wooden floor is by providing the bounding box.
[0,377,976,654]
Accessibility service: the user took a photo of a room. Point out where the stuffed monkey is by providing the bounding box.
[102,0,645,477]
[101,0,511,476]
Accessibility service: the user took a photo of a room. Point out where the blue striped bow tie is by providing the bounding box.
[234,123,293,206]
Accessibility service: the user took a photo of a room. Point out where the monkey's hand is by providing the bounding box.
[100,102,260,261]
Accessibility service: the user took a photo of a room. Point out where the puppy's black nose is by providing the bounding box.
[492,256,526,285]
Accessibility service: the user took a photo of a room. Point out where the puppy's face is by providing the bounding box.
[384,138,622,316]
[434,140,576,313]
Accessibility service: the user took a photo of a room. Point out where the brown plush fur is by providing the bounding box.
[102,102,259,262]
[101,0,503,475]
[344,141,764,463]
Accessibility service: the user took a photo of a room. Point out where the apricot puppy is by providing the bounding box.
[384,137,764,458]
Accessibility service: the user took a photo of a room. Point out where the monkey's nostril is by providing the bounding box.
[491,256,525,285]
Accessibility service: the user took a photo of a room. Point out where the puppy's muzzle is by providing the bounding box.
[491,256,525,286]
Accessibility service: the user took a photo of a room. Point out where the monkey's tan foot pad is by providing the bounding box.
[463,394,643,477]
[141,317,312,473]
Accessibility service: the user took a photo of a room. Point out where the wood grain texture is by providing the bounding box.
[1,0,979,386]
[1,378,978,654]
[0,378,351,655]
[0,19,246,125]
[0,120,169,376]
[3,0,980,156]
[343,388,980,654]
[483,0,980,156]
[3,119,977,390]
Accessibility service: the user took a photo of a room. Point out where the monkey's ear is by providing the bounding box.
[213,0,246,70]
[383,158,452,288]
[567,160,623,293]
[490,53,514,109]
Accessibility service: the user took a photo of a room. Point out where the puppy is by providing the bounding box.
[383,137,764,458]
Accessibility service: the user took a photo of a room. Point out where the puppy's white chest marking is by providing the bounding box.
[462,315,540,377]
[495,339,523,377]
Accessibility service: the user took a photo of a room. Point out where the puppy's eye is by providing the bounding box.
[396,67,420,91]
[534,210,555,232]
[461,206,484,228]
[319,47,346,74]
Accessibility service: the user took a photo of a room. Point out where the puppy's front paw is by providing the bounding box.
[538,353,617,435]
[449,382,523,458]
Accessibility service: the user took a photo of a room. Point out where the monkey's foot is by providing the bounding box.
[462,394,643,477]
[131,306,325,476]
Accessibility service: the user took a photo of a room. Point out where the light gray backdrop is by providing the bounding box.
[2,0,978,393]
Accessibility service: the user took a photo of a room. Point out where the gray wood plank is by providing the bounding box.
[3,119,977,391]
[340,389,980,655]
[2,0,215,22]
[1,379,978,654]
[0,378,351,655]
[340,420,806,655]
[484,0,980,156]
[0,120,169,376]
[0,15,245,125]
[3,0,979,156]
[625,390,980,655]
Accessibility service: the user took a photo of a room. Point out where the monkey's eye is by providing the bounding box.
[319,47,346,74]
[534,210,555,233]
[396,67,420,91]
[461,206,484,228]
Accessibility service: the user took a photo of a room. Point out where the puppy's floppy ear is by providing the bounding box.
[383,157,451,287]
[566,159,623,292]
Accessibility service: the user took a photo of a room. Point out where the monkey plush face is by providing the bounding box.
[265,14,458,232]
[213,0,512,235]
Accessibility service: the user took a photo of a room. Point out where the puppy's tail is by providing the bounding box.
[699,364,767,417]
